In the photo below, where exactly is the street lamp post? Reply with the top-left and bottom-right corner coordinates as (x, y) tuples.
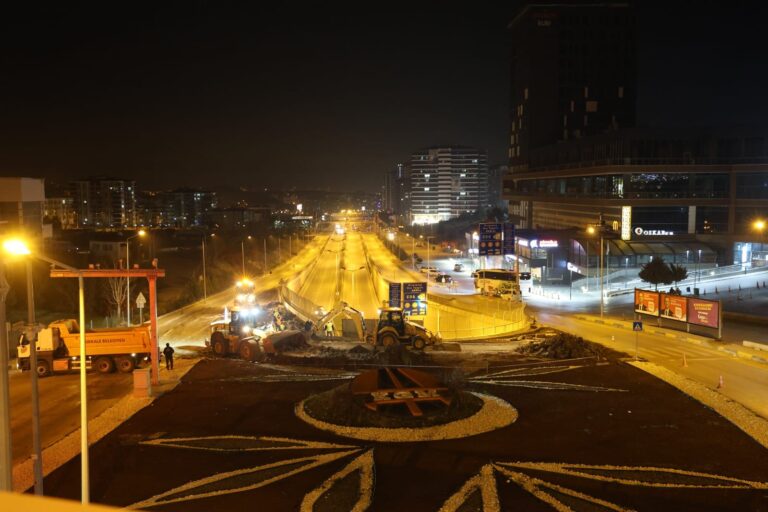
(125, 229), (146, 326)
(696, 249), (702, 289)
(263, 238), (268, 274)
(0, 260), (12, 491)
(201, 235), (207, 302)
(3, 240), (90, 503)
(25, 259), (43, 494)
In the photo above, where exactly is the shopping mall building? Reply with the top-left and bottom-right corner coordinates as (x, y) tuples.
(503, 128), (768, 284)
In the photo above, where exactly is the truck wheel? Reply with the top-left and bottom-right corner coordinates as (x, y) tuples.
(380, 333), (398, 347)
(95, 357), (115, 374)
(211, 332), (228, 356)
(116, 356), (135, 373)
(36, 360), (51, 378)
(412, 337), (426, 350)
(239, 342), (257, 362)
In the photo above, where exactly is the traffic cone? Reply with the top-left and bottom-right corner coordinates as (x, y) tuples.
(717, 375), (724, 389)
(683, 353), (688, 367)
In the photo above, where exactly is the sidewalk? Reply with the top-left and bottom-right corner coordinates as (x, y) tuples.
(573, 313), (768, 366)
(12, 358), (199, 492)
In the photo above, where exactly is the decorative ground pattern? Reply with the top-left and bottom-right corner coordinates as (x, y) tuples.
(40, 358), (768, 511)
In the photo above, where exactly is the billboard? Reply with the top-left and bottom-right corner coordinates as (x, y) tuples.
(388, 282), (401, 307)
(403, 282), (427, 316)
(659, 293), (687, 322)
(503, 223), (516, 255)
(687, 298), (720, 329)
(634, 289), (660, 316)
(478, 223), (503, 256)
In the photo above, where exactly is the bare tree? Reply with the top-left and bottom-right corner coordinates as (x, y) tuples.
(104, 277), (128, 325)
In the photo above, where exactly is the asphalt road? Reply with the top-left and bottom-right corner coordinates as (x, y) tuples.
(532, 309), (768, 420)
(8, 236), (329, 466)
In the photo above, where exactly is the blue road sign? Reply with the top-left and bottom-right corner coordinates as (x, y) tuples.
(388, 282), (401, 307)
(633, 321), (643, 332)
(479, 223), (503, 256)
(403, 282), (427, 315)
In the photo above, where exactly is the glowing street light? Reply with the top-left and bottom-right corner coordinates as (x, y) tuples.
(2, 238), (90, 503)
(126, 229), (147, 326)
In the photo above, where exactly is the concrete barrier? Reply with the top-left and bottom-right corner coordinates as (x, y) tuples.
(744, 340), (768, 352)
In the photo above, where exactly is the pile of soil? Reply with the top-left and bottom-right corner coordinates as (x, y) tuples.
(516, 332), (615, 359)
(303, 382), (484, 429)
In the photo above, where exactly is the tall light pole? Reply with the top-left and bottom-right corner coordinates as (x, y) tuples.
(587, 225), (604, 317)
(0, 258), (11, 491)
(263, 237), (268, 274)
(3, 239), (90, 503)
(201, 235), (208, 302)
(125, 229), (146, 326)
(24, 258), (43, 494)
(696, 249), (702, 289)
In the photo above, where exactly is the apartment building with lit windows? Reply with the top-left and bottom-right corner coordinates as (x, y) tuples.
(409, 146), (488, 225)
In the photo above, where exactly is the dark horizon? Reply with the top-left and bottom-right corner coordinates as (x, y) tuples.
(1, 2), (767, 192)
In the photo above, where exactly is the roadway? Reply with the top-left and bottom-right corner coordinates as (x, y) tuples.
(8, 235), (329, 467)
(338, 232), (379, 319)
(534, 309), (768, 421)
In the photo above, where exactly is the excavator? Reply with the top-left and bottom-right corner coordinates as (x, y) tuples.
(373, 307), (439, 350)
(314, 302), (368, 340)
(314, 302), (438, 350)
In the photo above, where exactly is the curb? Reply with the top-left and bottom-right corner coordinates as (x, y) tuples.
(573, 315), (768, 367)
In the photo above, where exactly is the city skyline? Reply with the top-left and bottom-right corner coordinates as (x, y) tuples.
(2, 3), (768, 191)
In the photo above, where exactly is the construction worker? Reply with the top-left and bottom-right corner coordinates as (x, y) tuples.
(324, 321), (334, 337)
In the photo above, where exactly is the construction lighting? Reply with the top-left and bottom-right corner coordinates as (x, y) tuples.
(242, 325), (252, 334)
(754, 220), (766, 232)
(137, 229), (147, 237)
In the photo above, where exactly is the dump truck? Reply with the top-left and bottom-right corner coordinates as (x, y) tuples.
(373, 307), (439, 350)
(17, 319), (152, 377)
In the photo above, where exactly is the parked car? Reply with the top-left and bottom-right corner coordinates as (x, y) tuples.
(435, 273), (453, 283)
(453, 263), (465, 272)
(419, 265), (438, 274)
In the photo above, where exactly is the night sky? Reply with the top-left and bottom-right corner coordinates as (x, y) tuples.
(1, 2), (767, 193)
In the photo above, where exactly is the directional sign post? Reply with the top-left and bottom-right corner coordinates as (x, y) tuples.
(136, 292), (146, 325)
(632, 321), (642, 361)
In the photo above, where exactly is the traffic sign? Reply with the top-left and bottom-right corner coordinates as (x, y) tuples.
(632, 321), (643, 332)
(388, 282), (401, 307)
(135, 292), (147, 309)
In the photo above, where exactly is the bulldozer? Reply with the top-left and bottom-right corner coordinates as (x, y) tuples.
(208, 306), (265, 362)
(373, 307), (439, 350)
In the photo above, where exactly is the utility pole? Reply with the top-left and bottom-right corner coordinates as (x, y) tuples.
(201, 237), (207, 301)
(263, 238), (268, 274)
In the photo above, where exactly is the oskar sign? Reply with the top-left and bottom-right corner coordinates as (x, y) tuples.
(634, 226), (674, 237)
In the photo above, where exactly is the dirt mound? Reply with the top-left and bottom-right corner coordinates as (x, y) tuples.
(516, 332), (607, 359)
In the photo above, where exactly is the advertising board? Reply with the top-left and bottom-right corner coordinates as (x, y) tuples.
(634, 289), (660, 316)
(659, 293), (687, 322)
(687, 298), (720, 328)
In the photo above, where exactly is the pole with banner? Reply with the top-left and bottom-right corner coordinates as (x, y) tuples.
(136, 292), (146, 325)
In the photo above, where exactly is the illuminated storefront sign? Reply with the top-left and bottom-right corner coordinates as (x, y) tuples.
(621, 206), (632, 240)
(634, 227), (674, 236)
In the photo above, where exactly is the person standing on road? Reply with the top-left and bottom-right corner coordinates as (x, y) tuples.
(163, 343), (175, 370)
(324, 321), (334, 337)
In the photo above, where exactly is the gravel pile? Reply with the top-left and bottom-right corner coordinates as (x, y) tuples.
(630, 361), (768, 450)
(516, 332), (606, 359)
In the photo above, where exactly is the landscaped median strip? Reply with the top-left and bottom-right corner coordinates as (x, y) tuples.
(629, 361), (768, 450)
